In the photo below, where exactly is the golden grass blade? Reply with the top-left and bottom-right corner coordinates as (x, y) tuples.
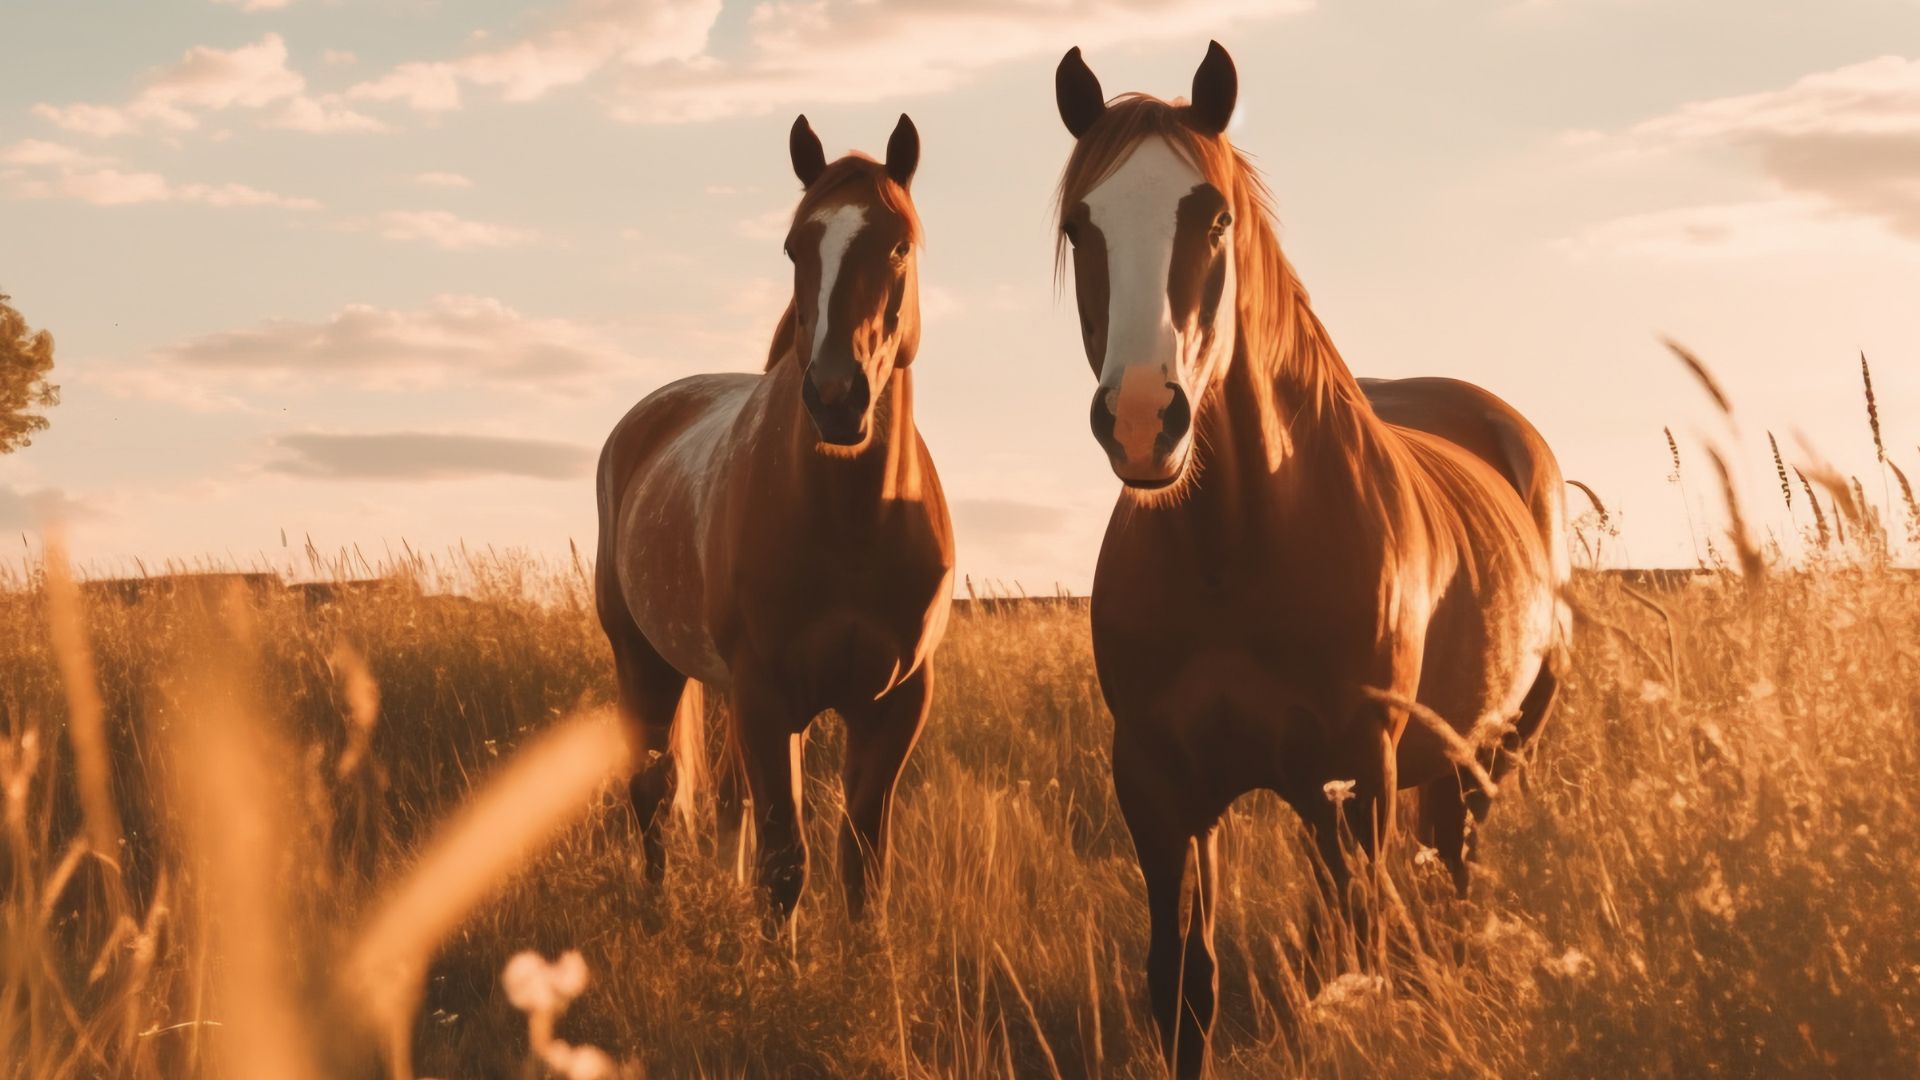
(330, 641), (381, 779)
(992, 942), (1063, 1080)
(1705, 445), (1765, 583)
(168, 609), (322, 1080)
(341, 708), (630, 1072)
(1358, 687), (1498, 797)
(1566, 479), (1609, 527)
(42, 539), (125, 869)
(1663, 339), (1735, 418)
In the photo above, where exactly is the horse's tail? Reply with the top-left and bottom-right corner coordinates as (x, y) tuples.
(669, 679), (708, 827)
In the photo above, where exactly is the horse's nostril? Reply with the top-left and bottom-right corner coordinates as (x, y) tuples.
(1161, 384), (1192, 446)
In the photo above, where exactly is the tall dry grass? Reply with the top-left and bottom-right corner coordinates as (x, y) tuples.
(3, 547), (1917, 1077)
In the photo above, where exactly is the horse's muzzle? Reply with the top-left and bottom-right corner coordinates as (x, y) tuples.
(1090, 380), (1193, 486)
(803, 362), (872, 446)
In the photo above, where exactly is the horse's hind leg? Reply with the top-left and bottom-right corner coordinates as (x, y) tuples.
(1115, 734), (1220, 1080)
(602, 615), (688, 885)
(837, 664), (932, 923)
(1466, 661), (1560, 826)
(1417, 772), (1471, 896)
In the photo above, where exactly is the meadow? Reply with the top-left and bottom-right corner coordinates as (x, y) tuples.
(4, 515), (1919, 1079)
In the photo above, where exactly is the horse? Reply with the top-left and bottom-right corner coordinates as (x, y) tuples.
(594, 113), (954, 928)
(1052, 43), (1570, 1075)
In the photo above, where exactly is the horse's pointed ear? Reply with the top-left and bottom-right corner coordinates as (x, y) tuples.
(885, 113), (919, 188)
(790, 114), (827, 188)
(1055, 46), (1106, 138)
(1188, 40), (1237, 135)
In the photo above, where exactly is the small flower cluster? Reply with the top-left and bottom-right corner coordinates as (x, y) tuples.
(501, 949), (616, 1080)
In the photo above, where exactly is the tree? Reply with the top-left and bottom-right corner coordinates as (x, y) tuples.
(0, 292), (58, 454)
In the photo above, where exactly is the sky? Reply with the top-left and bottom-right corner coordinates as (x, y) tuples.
(1, 0), (1916, 589)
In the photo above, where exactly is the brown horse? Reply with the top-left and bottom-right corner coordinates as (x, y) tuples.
(1053, 43), (1570, 1075)
(595, 114), (954, 927)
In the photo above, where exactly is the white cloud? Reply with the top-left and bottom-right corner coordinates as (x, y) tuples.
(348, 0), (719, 113)
(36, 33), (380, 138)
(1562, 197), (1920, 261)
(2, 141), (320, 208)
(347, 61), (464, 112)
(156, 295), (631, 390)
(1583, 55), (1920, 250)
(606, 0), (1313, 124)
(0, 485), (94, 529)
(266, 95), (387, 134)
(0, 139), (109, 168)
(413, 170), (474, 188)
(379, 209), (542, 250)
(213, 0), (297, 10)
(265, 431), (594, 481)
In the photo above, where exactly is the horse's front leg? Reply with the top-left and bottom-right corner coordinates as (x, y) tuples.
(1115, 725), (1221, 1080)
(836, 663), (932, 923)
(733, 667), (810, 930)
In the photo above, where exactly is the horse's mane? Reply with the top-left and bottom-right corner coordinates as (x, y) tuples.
(1056, 96), (1531, 624)
(766, 155), (921, 372)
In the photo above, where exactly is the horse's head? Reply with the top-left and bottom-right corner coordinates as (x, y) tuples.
(1054, 42), (1244, 491)
(783, 114), (922, 448)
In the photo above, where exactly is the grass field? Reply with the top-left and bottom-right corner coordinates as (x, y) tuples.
(4, 534), (1919, 1077)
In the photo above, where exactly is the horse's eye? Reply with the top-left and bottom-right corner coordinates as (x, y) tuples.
(893, 241), (912, 258)
(1215, 211), (1233, 230)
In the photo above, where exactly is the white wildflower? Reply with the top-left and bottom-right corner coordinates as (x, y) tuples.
(1323, 779), (1356, 805)
(541, 1040), (616, 1080)
(1541, 947), (1595, 980)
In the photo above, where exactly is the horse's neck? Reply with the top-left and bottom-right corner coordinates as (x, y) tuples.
(1196, 271), (1387, 532)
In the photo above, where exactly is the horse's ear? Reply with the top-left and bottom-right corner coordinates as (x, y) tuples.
(1188, 40), (1237, 135)
(1055, 46), (1106, 138)
(885, 113), (919, 188)
(790, 114), (827, 188)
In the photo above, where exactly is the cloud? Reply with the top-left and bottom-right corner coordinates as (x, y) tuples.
(0, 486), (94, 529)
(347, 0), (1303, 126)
(214, 0), (296, 10)
(348, 0), (720, 113)
(155, 294), (632, 390)
(35, 33), (382, 137)
(605, 0), (1313, 124)
(1562, 197), (1920, 261)
(1586, 55), (1920, 250)
(265, 431), (594, 481)
(1, 141), (321, 208)
(379, 209), (542, 250)
(413, 170), (474, 188)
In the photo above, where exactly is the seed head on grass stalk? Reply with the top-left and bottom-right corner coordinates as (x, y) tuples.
(1664, 339), (1735, 420)
(1706, 446), (1765, 585)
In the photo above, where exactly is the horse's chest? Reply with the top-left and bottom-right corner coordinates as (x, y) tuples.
(732, 533), (952, 709)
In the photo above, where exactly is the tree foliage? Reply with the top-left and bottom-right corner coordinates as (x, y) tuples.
(0, 292), (58, 454)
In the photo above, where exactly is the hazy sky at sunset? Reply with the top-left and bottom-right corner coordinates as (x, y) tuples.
(3, 0), (1916, 587)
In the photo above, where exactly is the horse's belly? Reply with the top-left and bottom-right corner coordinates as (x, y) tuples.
(614, 383), (752, 688)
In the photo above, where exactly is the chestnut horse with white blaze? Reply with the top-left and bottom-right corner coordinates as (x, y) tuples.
(1053, 43), (1571, 1075)
(595, 114), (953, 927)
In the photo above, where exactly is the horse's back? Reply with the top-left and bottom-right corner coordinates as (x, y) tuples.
(596, 373), (761, 685)
(1361, 376), (1570, 594)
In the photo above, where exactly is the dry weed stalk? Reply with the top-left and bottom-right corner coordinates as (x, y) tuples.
(341, 708), (629, 1078)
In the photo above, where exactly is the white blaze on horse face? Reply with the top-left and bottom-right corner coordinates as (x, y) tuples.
(1083, 137), (1236, 475)
(809, 202), (868, 361)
